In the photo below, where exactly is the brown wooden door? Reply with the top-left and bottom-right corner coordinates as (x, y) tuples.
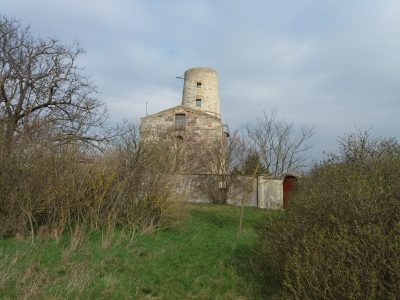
(283, 176), (297, 208)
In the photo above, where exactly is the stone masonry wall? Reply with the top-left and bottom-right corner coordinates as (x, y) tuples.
(141, 106), (224, 145)
(182, 68), (220, 118)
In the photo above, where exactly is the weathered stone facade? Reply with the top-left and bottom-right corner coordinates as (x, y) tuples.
(182, 67), (221, 118)
(140, 67), (227, 174)
(140, 105), (224, 145)
(139, 67), (289, 209)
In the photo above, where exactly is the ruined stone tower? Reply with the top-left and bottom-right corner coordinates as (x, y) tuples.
(140, 67), (228, 173)
(181, 67), (221, 118)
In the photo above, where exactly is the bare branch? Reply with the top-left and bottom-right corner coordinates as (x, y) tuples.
(0, 16), (107, 150)
(243, 108), (313, 176)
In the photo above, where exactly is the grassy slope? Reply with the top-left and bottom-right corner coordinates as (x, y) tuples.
(0, 204), (278, 299)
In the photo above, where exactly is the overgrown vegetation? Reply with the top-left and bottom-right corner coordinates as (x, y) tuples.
(0, 204), (273, 299)
(0, 16), (185, 239)
(255, 132), (400, 299)
(0, 125), (186, 239)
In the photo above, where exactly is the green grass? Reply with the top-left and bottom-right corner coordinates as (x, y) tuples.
(0, 204), (279, 299)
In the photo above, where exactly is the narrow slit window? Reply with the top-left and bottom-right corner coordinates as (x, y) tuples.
(197, 82), (201, 87)
(175, 114), (186, 130)
(196, 99), (202, 107)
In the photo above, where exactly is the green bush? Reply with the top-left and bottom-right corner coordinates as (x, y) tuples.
(255, 133), (400, 299)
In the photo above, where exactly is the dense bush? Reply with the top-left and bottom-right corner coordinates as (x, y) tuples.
(255, 133), (400, 299)
(0, 129), (185, 238)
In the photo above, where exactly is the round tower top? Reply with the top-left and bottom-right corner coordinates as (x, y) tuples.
(185, 67), (217, 74)
(181, 67), (220, 118)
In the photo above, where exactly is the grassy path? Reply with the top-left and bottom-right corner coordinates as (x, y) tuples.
(0, 204), (275, 299)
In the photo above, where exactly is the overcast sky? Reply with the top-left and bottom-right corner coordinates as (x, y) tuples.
(2, 0), (400, 161)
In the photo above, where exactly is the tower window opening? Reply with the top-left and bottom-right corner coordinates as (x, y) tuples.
(196, 99), (202, 107)
(197, 82), (201, 87)
(175, 113), (186, 130)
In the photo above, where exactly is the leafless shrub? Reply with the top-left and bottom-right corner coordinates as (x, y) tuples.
(0, 121), (186, 238)
(243, 108), (313, 176)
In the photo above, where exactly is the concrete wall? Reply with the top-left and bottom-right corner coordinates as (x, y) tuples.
(258, 176), (283, 209)
(175, 174), (284, 209)
(230, 176), (283, 208)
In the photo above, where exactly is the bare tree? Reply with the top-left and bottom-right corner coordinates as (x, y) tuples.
(0, 16), (106, 150)
(234, 109), (313, 232)
(243, 108), (313, 176)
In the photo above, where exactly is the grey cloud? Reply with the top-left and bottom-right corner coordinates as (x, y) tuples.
(1, 0), (399, 161)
